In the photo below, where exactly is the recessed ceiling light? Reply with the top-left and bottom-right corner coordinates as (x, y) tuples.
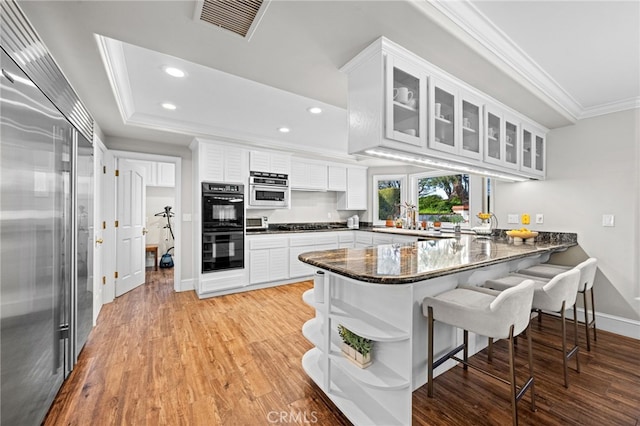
(161, 102), (177, 110)
(163, 66), (185, 78)
(278, 127), (291, 133)
(307, 107), (322, 114)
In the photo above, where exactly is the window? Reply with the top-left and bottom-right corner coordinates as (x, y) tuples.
(372, 175), (406, 226)
(409, 172), (484, 228)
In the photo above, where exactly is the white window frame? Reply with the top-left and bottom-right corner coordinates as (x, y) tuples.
(372, 174), (407, 226)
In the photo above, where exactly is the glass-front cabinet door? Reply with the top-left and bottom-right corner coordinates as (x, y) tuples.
(485, 108), (502, 165)
(429, 79), (456, 154)
(484, 106), (520, 169)
(385, 56), (426, 147)
(521, 124), (546, 176)
(503, 114), (519, 169)
(459, 92), (483, 160)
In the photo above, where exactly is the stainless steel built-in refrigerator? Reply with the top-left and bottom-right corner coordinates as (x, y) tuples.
(0, 47), (94, 425)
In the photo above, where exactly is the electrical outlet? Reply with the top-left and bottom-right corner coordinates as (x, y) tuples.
(507, 214), (519, 224)
(536, 214), (544, 224)
(521, 214), (530, 225)
(602, 214), (615, 227)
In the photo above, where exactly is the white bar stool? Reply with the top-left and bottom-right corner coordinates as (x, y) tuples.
(423, 280), (536, 426)
(484, 269), (581, 388)
(518, 258), (598, 350)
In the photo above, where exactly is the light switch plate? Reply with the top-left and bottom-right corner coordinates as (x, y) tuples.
(521, 214), (530, 225)
(507, 214), (519, 224)
(602, 214), (615, 227)
(536, 214), (544, 224)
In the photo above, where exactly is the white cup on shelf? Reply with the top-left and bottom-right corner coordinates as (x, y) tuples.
(435, 103), (442, 117)
(402, 128), (416, 136)
(393, 87), (414, 104)
(463, 117), (471, 128)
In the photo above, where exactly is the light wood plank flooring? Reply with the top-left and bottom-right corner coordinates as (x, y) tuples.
(45, 269), (640, 425)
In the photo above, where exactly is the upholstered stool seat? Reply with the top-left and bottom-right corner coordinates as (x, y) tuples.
(518, 258), (598, 350)
(484, 268), (581, 387)
(423, 280), (536, 426)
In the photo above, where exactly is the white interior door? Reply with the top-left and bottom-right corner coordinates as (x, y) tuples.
(115, 159), (146, 297)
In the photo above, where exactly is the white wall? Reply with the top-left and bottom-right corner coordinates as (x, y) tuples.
(249, 191), (355, 223)
(495, 109), (640, 322)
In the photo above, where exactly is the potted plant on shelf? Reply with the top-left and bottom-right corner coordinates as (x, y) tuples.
(448, 214), (464, 234)
(338, 325), (373, 368)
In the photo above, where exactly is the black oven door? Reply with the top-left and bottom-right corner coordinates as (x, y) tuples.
(202, 231), (244, 273)
(202, 193), (244, 232)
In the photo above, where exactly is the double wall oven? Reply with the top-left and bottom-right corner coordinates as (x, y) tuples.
(201, 182), (244, 273)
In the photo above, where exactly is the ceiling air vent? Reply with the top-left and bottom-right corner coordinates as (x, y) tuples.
(194, 0), (271, 40)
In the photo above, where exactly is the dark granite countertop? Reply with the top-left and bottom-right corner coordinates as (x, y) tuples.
(298, 235), (577, 284)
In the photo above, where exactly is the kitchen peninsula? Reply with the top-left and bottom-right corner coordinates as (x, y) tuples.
(298, 234), (576, 425)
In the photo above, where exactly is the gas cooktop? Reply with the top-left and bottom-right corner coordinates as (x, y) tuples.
(276, 223), (347, 231)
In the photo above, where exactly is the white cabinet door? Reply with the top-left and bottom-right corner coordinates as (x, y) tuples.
(338, 167), (367, 210)
(250, 150), (291, 175)
(156, 162), (175, 187)
(290, 161), (309, 189)
(249, 150), (271, 173)
(372, 234), (393, 245)
(327, 165), (347, 191)
(355, 231), (373, 248)
(289, 245), (315, 278)
(429, 78), (457, 155)
(308, 163), (327, 190)
(385, 55), (427, 147)
(249, 249), (270, 284)
(270, 153), (291, 175)
(269, 247), (289, 281)
(224, 147), (247, 184)
(520, 124), (546, 177)
(201, 143), (225, 182)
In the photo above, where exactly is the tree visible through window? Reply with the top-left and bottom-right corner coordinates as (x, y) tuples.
(377, 179), (402, 221)
(417, 174), (469, 223)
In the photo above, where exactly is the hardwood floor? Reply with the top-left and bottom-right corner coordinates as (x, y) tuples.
(45, 269), (640, 425)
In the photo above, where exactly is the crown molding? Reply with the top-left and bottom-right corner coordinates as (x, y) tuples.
(428, 0), (583, 122)
(95, 35), (135, 122)
(579, 96), (640, 120)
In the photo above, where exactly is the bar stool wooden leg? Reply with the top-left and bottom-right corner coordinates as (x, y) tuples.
(591, 288), (597, 342)
(508, 326), (518, 426)
(488, 338), (494, 362)
(526, 326), (536, 412)
(463, 330), (469, 370)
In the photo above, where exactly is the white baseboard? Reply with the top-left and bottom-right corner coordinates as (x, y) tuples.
(570, 307), (640, 340)
(179, 278), (194, 292)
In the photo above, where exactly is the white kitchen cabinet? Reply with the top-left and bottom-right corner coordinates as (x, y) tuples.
(327, 165), (347, 191)
(125, 159), (175, 187)
(289, 232), (339, 278)
(342, 37), (547, 179)
(428, 80), (484, 162)
(248, 236), (289, 284)
(484, 106), (520, 170)
(337, 167), (367, 210)
(291, 159), (328, 191)
(197, 140), (247, 184)
(250, 150), (291, 175)
(355, 231), (374, 248)
(372, 233), (393, 245)
(391, 235), (418, 244)
(338, 231), (355, 248)
(520, 123), (546, 177)
(385, 55), (427, 147)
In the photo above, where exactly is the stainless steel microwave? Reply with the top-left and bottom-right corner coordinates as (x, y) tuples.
(246, 216), (268, 230)
(248, 171), (289, 208)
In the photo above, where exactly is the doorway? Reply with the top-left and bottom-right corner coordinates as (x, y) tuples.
(105, 151), (181, 302)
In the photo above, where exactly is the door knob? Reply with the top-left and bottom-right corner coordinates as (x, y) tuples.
(96, 238), (103, 244)
(142, 228), (148, 235)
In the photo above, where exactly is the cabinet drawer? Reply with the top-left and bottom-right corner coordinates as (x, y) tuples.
(248, 237), (288, 250)
(338, 232), (355, 243)
(289, 235), (317, 247)
(314, 234), (339, 246)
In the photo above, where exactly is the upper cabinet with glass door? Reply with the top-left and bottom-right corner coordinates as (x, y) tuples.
(484, 106), (520, 170)
(428, 81), (483, 161)
(521, 124), (546, 176)
(385, 56), (426, 147)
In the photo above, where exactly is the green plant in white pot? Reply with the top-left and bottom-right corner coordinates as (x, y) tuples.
(338, 325), (373, 368)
